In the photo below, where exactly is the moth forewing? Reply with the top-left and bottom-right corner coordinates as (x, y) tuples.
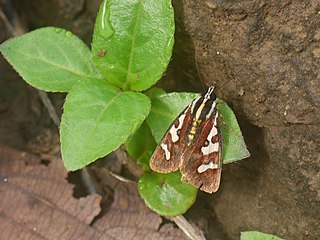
(149, 103), (194, 173)
(180, 111), (222, 193)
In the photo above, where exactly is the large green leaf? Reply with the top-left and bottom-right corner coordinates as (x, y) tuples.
(0, 27), (101, 92)
(146, 92), (250, 163)
(138, 171), (198, 216)
(60, 78), (151, 171)
(92, 0), (175, 91)
(241, 231), (283, 240)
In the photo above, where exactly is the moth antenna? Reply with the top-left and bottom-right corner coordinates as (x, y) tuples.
(219, 115), (242, 139)
(193, 39), (206, 92)
(217, 78), (233, 90)
(193, 39), (244, 110)
(193, 39), (238, 92)
(215, 56), (240, 91)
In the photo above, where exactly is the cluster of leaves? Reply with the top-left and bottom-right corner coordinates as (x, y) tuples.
(0, 0), (249, 216)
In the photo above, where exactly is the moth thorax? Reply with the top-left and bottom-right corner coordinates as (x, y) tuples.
(194, 98), (216, 121)
(187, 118), (201, 145)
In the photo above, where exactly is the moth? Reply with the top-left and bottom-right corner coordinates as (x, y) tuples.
(150, 86), (222, 193)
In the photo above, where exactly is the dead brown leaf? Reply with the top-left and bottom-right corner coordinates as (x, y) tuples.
(0, 145), (189, 240)
(0, 145), (104, 240)
(92, 168), (189, 240)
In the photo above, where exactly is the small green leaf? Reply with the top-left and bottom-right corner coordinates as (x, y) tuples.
(216, 99), (250, 163)
(0, 27), (101, 92)
(92, 0), (175, 91)
(138, 171), (198, 216)
(124, 121), (156, 170)
(146, 92), (198, 143)
(241, 231), (283, 240)
(60, 78), (150, 171)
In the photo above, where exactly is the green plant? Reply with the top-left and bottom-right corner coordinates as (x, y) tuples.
(241, 231), (283, 240)
(0, 0), (249, 216)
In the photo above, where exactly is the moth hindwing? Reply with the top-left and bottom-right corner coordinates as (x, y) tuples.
(149, 86), (222, 193)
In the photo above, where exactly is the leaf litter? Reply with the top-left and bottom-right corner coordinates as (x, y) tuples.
(0, 145), (189, 239)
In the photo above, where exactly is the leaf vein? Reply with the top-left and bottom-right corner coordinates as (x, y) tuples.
(123, 1), (143, 89)
(10, 48), (100, 80)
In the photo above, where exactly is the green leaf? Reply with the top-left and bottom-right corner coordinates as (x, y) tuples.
(216, 99), (250, 163)
(144, 87), (166, 99)
(92, 0), (175, 91)
(146, 92), (250, 163)
(60, 78), (151, 171)
(124, 121), (156, 170)
(0, 27), (101, 92)
(241, 231), (283, 240)
(138, 171), (198, 216)
(146, 92), (198, 143)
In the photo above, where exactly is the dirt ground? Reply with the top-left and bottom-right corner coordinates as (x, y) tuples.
(0, 0), (319, 239)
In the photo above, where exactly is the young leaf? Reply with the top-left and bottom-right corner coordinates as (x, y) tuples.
(0, 27), (101, 92)
(138, 171), (198, 216)
(146, 92), (198, 143)
(216, 99), (250, 163)
(124, 121), (156, 170)
(60, 78), (151, 171)
(146, 92), (250, 163)
(92, 0), (175, 91)
(241, 231), (283, 240)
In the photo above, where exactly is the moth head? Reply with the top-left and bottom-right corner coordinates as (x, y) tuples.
(204, 86), (216, 100)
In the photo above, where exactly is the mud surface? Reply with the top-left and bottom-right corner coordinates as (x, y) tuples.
(1, 0), (319, 239)
(176, 1), (320, 239)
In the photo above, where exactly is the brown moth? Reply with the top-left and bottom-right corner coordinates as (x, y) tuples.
(150, 86), (222, 193)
